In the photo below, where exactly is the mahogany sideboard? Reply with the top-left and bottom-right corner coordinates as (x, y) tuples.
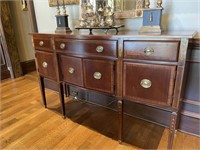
(31, 31), (196, 149)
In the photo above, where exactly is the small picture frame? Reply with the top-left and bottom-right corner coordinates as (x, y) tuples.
(21, 0), (28, 11)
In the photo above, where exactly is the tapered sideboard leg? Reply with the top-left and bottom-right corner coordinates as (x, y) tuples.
(64, 83), (69, 97)
(58, 82), (66, 118)
(118, 100), (123, 143)
(39, 76), (47, 108)
(168, 112), (177, 149)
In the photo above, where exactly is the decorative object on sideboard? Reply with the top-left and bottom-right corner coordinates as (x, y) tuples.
(48, 0), (79, 7)
(55, 0), (72, 33)
(20, 0), (28, 11)
(140, 0), (163, 33)
(76, 2), (124, 34)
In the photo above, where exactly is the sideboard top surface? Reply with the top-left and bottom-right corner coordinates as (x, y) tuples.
(31, 30), (197, 39)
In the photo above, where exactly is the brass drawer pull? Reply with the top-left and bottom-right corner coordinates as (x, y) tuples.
(68, 67), (75, 74)
(96, 46), (104, 53)
(39, 41), (44, 46)
(60, 43), (65, 49)
(42, 62), (48, 68)
(93, 72), (102, 80)
(144, 47), (154, 55)
(140, 79), (152, 88)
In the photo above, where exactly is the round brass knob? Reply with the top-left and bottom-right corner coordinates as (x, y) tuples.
(96, 46), (104, 53)
(60, 43), (65, 49)
(144, 47), (154, 55)
(68, 67), (75, 74)
(93, 72), (102, 80)
(42, 62), (48, 68)
(140, 79), (152, 88)
(39, 41), (44, 46)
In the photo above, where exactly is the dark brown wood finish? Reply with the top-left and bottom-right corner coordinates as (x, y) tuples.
(124, 41), (180, 61)
(83, 59), (115, 94)
(123, 62), (176, 107)
(31, 31), (196, 149)
(54, 39), (117, 57)
(59, 55), (83, 86)
(35, 51), (57, 81)
(33, 37), (52, 51)
(20, 59), (36, 75)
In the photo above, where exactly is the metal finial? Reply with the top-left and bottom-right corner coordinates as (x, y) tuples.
(157, 0), (163, 8)
(145, 0), (150, 9)
(62, 0), (66, 15)
(56, 0), (60, 15)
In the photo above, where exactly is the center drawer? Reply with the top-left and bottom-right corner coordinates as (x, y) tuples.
(55, 39), (117, 57)
(83, 59), (115, 94)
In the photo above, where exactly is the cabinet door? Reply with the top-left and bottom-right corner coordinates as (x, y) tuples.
(123, 62), (176, 106)
(35, 51), (57, 80)
(83, 59), (115, 94)
(60, 55), (83, 86)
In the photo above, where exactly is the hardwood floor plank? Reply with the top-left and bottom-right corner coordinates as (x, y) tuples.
(0, 72), (200, 150)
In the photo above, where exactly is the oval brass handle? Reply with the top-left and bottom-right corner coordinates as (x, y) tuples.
(60, 43), (65, 49)
(140, 79), (152, 88)
(144, 47), (154, 55)
(96, 46), (104, 53)
(93, 72), (102, 80)
(39, 41), (44, 46)
(42, 62), (48, 68)
(68, 67), (75, 74)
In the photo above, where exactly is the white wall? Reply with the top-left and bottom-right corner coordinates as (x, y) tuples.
(33, 0), (80, 32)
(34, 0), (200, 37)
(9, 1), (35, 62)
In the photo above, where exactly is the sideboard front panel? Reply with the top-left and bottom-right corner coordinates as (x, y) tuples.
(123, 62), (176, 106)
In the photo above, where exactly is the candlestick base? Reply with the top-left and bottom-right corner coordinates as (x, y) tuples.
(55, 27), (72, 33)
(55, 15), (71, 33)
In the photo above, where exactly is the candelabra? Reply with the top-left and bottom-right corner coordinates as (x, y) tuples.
(55, 0), (71, 33)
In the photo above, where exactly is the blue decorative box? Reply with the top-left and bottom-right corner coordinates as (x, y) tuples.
(140, 8), (163, 33)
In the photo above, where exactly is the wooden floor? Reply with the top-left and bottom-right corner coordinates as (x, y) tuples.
(0, 71), (200, 150)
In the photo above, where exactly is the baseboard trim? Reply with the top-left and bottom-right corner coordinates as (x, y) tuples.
(1, 69), (10, 80)
(21, 59), (36, 75)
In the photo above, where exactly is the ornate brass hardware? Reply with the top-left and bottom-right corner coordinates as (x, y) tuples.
(68, 67), (75, 74)
(96, 46), (104, 53)
(140, 79), (152, 88)
(42, 62), (48, 68)
(144, 47), (154, 55)
(93, 72), (102, 80)
(39, 41), (44, 46)
(60, 43), (65, 49)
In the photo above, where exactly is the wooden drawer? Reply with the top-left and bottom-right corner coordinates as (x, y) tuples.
(35, 51), (57, 80)
(124, 41), (179, 61)
(83, 59), (115, 94)
(55, 39), (117, 57)
(123, 62), (176, 106)
(33, 37), (52, 51)
(60, 55), (83, 86)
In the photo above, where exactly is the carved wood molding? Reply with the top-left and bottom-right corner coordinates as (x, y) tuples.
(0, 1), (22, 78)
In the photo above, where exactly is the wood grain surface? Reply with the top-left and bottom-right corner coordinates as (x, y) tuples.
(1, 71), (200, 149)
